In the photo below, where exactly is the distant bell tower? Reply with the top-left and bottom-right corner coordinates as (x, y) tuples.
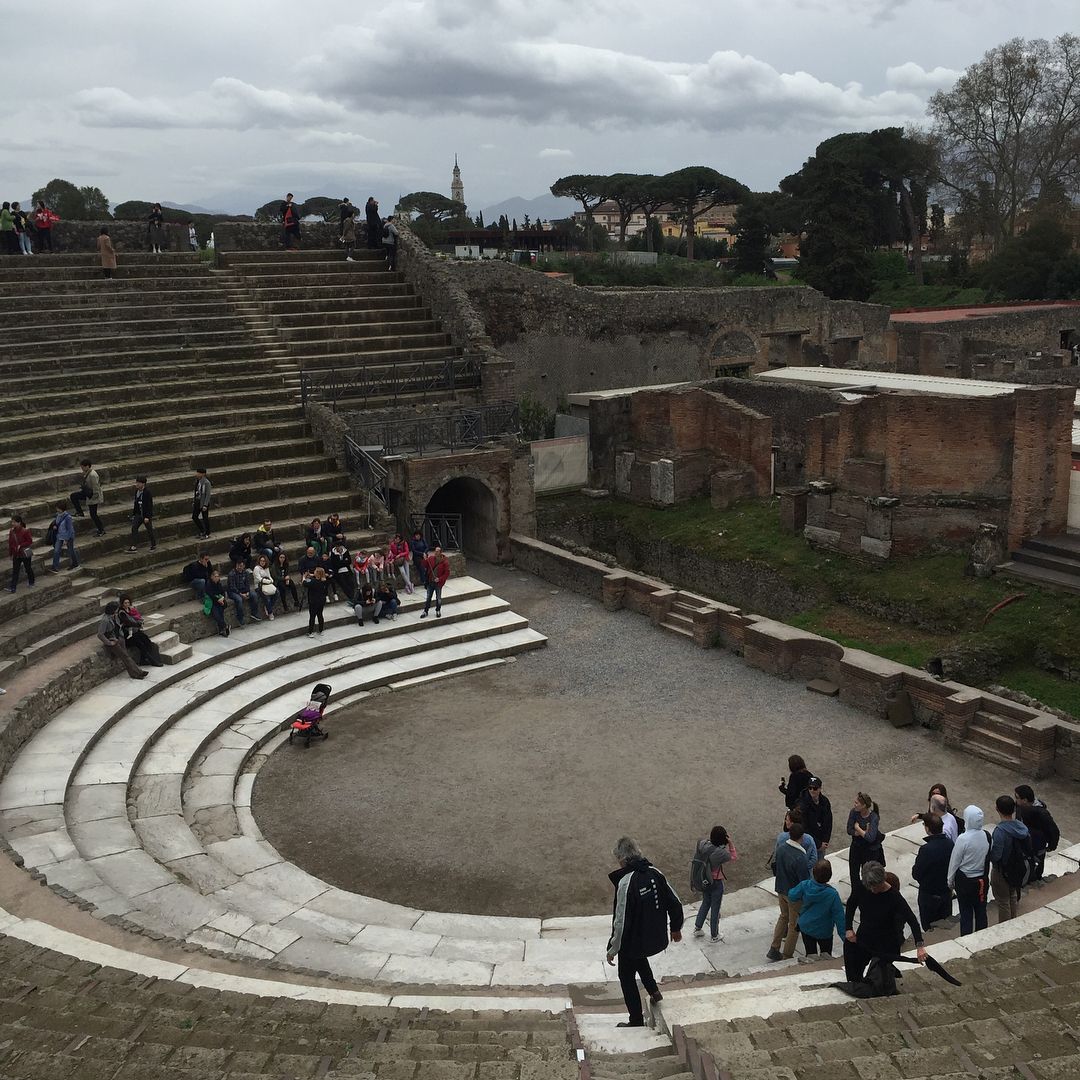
(451, 155), (465, 205)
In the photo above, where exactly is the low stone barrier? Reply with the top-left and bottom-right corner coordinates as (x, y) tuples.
(510, 533), (1080, 779)
(212, 221), (346, 250)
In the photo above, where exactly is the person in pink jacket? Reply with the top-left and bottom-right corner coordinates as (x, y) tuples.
(387, 533), (414, 593)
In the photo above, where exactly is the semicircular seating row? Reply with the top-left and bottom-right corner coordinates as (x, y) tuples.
(3, 574), (1078, 991)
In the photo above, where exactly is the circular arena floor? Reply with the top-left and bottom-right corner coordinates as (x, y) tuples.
(253, 564), (1080, 919)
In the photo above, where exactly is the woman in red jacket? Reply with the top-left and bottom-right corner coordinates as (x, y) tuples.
(420, 546), (450, 618)
(8, 515), (34, 592)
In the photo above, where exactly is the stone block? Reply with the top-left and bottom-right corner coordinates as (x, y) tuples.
(710, 468), (752, 510)
(804, 525), (842, 552)
(614, 451), (634, 496)
(650, 458), (676, 505)
(842, 457), (885, 496)
(859, 535), (892, 559)
(778, 488), (808, 533)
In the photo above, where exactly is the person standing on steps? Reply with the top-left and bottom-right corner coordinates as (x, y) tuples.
(70, 459), (105, 537)
(846, 791), (884, 894)
(305, 566), (330, 636)
(1014, 784), (1060, 883)
(97, 601), (148, 679)
(48, 502), (79, 573)
(340, 207), (356, 262)
(11, 203), (31, 255)
(192, 466), (211, 540)
(606, 836), (684, 1029)
(188, 221), (198, 251)
(32, 202), (58, 252)
(365, 196), (381, 248)
(410, 527), (429, 586)
(281, 192), (301, 249)
(946, 805), (990, 936)
(127, 476), (156, 553)
(843, 861), (925, 991)
(420, 546), (450, 618)
(990, 794), (1031, 925)
(8, 515), (34, 593)
(97, 227), (116, 279)
(766, 821), (811, 962)
(388, 532), (414, 594)
(692, 825), (733, 943)
(789, 859), (845, 957)
(0, 203), (15, 254)
(911, 813), (954, 932)
(382, 216), (398, 270)
(147, 203), (164, 253)
(798, 776), (833, 855)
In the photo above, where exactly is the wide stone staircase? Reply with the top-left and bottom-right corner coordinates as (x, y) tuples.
(0, 249), (398, 686)
(216, 248), (482, 410)
(0, 931), (578, 1079)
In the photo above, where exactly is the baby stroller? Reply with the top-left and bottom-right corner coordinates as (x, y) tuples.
(289, 683), (331, 747)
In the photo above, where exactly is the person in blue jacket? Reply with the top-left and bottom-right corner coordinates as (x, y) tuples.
(789, 859), (845, 956)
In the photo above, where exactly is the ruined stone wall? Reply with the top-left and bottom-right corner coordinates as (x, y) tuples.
(589, 386), (772, 501)
(892, 305), (1080, 376)
(44, 220), (194, 253)
(211, 221), (344, 250)
(802, 385), (1073, 555)
(449, 260), (890, 408)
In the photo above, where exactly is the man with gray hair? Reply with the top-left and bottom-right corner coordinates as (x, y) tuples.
(843, 861), (924, 990)
(606, 837), (684, 1028)
(929, 794), (958, 843)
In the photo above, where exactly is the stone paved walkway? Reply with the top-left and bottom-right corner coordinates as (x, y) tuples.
(254, 563), (1080, 918)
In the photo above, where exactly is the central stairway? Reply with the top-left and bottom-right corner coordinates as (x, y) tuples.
(217, 248), (482, 410)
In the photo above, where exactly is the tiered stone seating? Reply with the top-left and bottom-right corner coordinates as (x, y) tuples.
(0, 249), (385, 682)
(0, 578), (552, 984)
(0, 933), (577, 1079)
(217, 249), (481, 407)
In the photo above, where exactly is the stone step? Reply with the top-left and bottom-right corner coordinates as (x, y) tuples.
(966, 716), (1023, 753)
(1024, 531), (1080, 559)
(273, 304), (432, 327)
(659, 619), (694, 639)
(0, 399), (304, 449)
(232, 263), (397, 280)
(972, 709), (1025, 741)
(1012, 546), (1080, 578)
(0, 592), (105, 660)
(0, 425), (313, 487)
(959, 736), (1023, 770)
(0, 265), (212, 286)
(996, 559), (1080, 595)
(150, 631), (192, 664)
(243, 281), (416, 302)
(278, 318), (445, 341)
(0, 276), (224, 302)
(223, 248), (386, 264)
(0, 251), (202, 266)
(266, 295), (425, 317)
(0, 339), (271, 377)
(0, 298), (237, 327)
(0, 311), (250, 345)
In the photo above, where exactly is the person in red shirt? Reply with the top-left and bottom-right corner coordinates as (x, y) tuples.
(420, 546), (450, 618)
(8, 515), (34, 592)
(32, 202), (59, 252)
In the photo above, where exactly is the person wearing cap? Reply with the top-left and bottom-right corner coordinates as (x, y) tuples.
(127, 476), (155, 552)
(798, 777), (833, 856)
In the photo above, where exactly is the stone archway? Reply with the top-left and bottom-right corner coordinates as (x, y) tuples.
(425, 476), (500, 562)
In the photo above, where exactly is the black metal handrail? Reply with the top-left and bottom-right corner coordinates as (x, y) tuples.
(347, 401), (521, 458)
(410, 513), (463, 552)
(300, 353), (481, 412)
(344, 435), (390, 510)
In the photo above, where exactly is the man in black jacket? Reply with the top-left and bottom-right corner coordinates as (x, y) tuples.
(127, 476), (156, 552)
(798, 776), (833, 855)
(1014, 785), (1060, 882)
(911, 813), (954, 931)
(606, 837), (683, 1028)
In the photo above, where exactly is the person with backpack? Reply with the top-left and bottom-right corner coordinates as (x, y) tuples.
(766, 821), (811, 962)
(946, 805), (991, 936)
(606, 837), (683, 1028)
(911, 813), (954, 932)
(789, 859), (845, 956)
(1014, 785), (1060, 883)
(990, 794), (1031, 924)
(690, 826), (733, 943)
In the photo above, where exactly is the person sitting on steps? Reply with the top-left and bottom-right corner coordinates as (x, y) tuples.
(97, 601), (148, 679)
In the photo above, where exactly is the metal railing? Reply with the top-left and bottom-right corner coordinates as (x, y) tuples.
(347, 401), (521, 458)
(344, 435), (390, 511)
(300, 353), (481, 412)
(410, 513), (463, 552)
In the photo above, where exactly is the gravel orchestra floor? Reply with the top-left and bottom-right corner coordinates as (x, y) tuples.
(252, 563), (1080, 919)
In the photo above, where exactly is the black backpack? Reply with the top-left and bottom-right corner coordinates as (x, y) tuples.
(1000, 830), (1036, 895)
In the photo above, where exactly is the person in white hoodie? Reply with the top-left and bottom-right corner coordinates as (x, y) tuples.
(946, 805), (990, 936)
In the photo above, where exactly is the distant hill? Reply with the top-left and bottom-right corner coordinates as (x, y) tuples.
(162, 201), (232, 216)
(479, 193), (569, 225)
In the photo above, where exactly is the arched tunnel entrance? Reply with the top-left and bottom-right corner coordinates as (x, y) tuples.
(425, 476), (499, 562)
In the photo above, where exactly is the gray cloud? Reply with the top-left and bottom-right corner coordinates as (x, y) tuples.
(73, 77), (346, 130)
(885, 62), (962, 94)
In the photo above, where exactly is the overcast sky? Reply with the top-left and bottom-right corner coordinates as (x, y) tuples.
(0, 0), (1074, 216)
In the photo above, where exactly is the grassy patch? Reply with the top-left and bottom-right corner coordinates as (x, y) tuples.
(542, 494), (1080, 711)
